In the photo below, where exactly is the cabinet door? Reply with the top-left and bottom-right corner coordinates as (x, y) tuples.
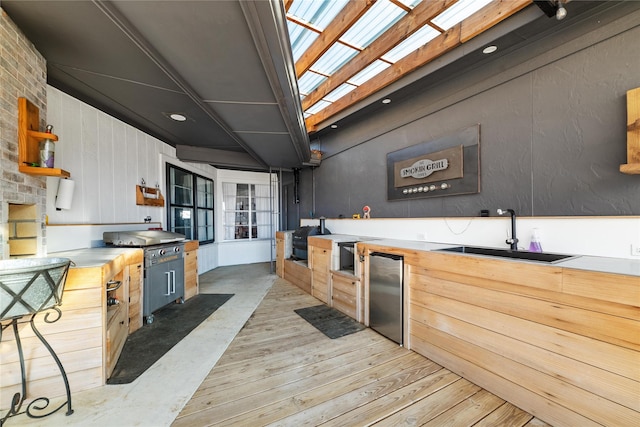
(276, 238), (284, 277)
(144, 259), (184, 318)
(331, 273), (360, 320)
(106, 267), (129, 378)
(311, 246), (331, 303)
(184, 250), (198, 300)
(128, 263), (143, 333)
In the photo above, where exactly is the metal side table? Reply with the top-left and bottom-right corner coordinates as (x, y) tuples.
(0, 258), (73, 426)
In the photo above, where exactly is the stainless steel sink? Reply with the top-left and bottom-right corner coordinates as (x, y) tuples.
(436, 246), (574, 263)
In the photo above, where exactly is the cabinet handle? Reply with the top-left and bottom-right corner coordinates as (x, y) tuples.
(164, 272), (171, 296)
(170, 270), (176, 294)
(106, 280), (122, 292)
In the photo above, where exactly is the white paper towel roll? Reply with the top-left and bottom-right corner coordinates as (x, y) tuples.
(55, 178), (75, 210)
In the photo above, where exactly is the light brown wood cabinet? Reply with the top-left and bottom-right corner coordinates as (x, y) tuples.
(330, 271), (361, 321)
(276, 235), (285, 278)
(105, 266), (129, 378)
(283, 258), (311, 293)
(403, 250), (639, 427)
(128, 262), (143, 333)
(308, 237), (332, 304)
(0, 249), (143, 409)
(184, 240), (199, 301)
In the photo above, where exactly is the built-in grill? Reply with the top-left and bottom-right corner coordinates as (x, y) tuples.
(103, 230), (186, 324)
(292, 218), (331, 260)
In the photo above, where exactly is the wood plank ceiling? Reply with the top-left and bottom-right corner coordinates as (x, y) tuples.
(284, 0), (533, 133)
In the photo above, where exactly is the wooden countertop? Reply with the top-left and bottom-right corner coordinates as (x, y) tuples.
(49, 247), (143, 268)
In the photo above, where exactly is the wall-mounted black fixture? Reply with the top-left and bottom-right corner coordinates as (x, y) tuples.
(534, 0), (567, 20)
(293, 168), (300, 204)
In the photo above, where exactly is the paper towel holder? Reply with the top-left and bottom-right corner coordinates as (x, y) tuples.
(55, 178), (75, 210)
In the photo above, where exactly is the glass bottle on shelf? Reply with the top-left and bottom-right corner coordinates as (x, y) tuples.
(39, 125), (55, 168)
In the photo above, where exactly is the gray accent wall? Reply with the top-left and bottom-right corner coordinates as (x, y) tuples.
(294, 3), (640, 221)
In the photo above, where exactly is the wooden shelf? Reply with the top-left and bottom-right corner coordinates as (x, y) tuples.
(135, 185), (165, 206)
(18, 97), (71, 178)
(619, 163), (640, 174)
(27, 130), (58, 142)
(19, 165), (71, 177)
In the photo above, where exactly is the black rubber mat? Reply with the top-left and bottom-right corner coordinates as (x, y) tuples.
(107, 293), (234, 384)
(294, 304), (365, 339)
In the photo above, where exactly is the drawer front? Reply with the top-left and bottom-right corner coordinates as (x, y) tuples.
(106, 305), (128, 377)
(332, 277), (356, 298)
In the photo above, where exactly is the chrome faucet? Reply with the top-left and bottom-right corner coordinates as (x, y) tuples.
(497, 209), (518, 250)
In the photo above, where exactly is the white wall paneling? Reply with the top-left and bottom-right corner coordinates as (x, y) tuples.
(46, 85), (278, 269)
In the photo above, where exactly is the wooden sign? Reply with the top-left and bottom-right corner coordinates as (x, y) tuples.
(386, 125), (480, 201)
(393, 145), (463, 188)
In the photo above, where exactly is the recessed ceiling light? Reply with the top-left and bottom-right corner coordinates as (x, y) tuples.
(330, 124), (338, 129)
(382, 98), (391, 104)
(169, 113), (187, 122)
(482, 45), (498, 54)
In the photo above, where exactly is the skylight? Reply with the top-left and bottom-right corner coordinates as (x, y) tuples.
(381, 25), (440, 63)
(288, 0), (348, 29)
(287, 22), (319, 62)
(431, 0), (494, 30)
(348, 60), (391, 86)
(339, 0), (407, 50)
(323, 83), (356, 103)
(310, 43), (359, 76)
(305, 99), (332, 115)
(297, 71), (327, 96)
(285, 0), (528, 130)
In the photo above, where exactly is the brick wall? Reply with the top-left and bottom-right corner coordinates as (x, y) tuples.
(0, 7), (48, 259)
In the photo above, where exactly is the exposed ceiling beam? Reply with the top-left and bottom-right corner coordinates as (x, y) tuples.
(460, 0), (531, 43)
(294, 0), (377, 78)
(176, 145), (266, 170)
(240, 0), (311, 164)
(301, 0), (457, 111)
(305, 0), (532, 131)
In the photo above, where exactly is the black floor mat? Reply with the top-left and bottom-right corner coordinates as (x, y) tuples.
(294, 305), (365, 339)
(107, 293), (234, 384)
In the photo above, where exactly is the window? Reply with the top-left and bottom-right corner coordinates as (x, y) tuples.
(222, 182), (276, 241)
(167, 165), (214, 243)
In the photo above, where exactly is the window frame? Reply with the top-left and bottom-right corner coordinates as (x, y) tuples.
(166, 164), (214, 244)
(222, 181), (277, 242)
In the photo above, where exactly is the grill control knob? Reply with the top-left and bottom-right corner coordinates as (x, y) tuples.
(174, 247), (180, 252)
(159, 249), (166, 255)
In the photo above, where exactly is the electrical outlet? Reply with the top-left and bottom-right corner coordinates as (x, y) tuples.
(631, 244), (640, 256)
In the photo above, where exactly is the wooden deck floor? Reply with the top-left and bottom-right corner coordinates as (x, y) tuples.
(174, 277), (551, 427)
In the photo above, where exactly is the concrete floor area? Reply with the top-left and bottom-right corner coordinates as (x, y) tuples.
(13, 263), (276, 427)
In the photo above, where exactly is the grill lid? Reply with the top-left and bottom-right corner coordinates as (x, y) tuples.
(103, 230), (186, 247)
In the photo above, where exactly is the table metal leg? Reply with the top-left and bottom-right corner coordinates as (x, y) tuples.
(0, 307), (73, 426)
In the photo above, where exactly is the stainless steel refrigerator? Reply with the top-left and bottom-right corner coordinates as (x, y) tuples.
(369, 252), (403, 345)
